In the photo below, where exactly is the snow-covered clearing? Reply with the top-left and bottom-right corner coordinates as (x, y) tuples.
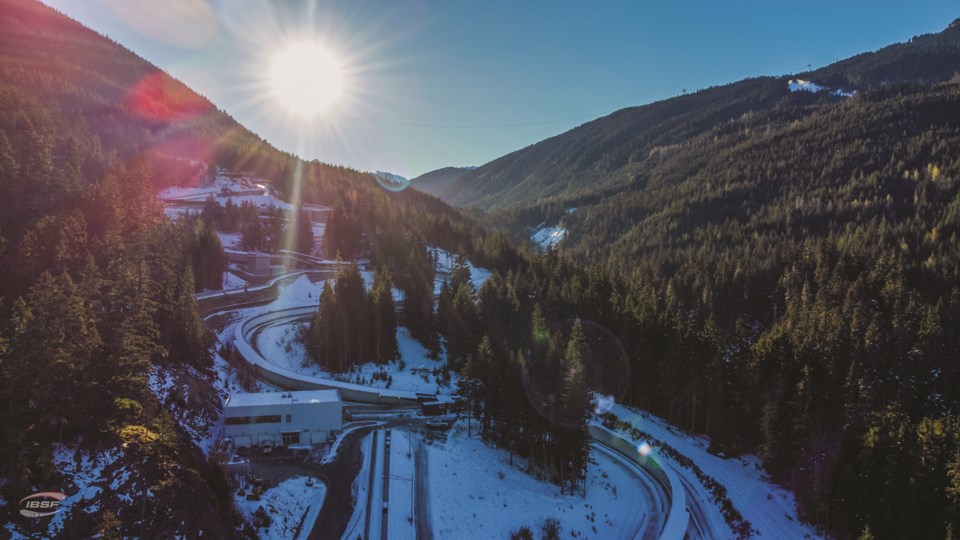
(608, 403), (822, 539)
(217, 231), (242, 250)
(256, 319), (457, 396)
(431, 247), (492, 293)
(427, 421), (655, 539)
(531, 224), (568, 249)
(788, 79), (855, 98)
(235, 475), (326, 540)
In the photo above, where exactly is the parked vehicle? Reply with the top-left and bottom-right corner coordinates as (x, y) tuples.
(426, 419), (449, 430)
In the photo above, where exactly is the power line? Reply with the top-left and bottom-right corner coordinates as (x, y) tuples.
(353, 113), (604, 129)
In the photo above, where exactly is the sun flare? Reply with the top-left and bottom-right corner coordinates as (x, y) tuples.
(269, 41), (345, 117)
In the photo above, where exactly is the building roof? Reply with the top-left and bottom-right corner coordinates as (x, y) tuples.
(225, 390), (341, 409)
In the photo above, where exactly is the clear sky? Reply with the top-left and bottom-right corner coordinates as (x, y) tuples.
(43, 0), (958, 178)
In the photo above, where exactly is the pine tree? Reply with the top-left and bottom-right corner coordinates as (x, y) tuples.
(370, 267), (398, 363)
(294, 205), (314, 254)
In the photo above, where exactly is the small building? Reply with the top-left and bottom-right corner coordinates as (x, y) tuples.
(224, 390), (342, 449)
(420, 400), (451, 417)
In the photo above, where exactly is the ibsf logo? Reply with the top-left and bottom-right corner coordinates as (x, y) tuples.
(19, 492), (66, 518)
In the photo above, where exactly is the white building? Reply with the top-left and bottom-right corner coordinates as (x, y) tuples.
(224, 390), (342, 449)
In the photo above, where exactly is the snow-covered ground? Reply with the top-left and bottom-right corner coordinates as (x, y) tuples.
(160, 174), (293, 218)
(427, 421), (656, 539)
(235, 475), (326, 540)
(531, 224), (568, 249)
(431, 248), (492, 293)
(387, 430), (416, 540)
(256, 319), (457, 396)
(608, 403), (822, 539)
(46, 445), (126, 536)
(223, 271), (247, 289)
(217, 231), (242, 250)
(788, 79), (855, 98)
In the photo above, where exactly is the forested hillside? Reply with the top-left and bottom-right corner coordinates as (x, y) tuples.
(410, 166), (475, 197)
(3, 0), (960, 538)
(426, 21), (960, 540)
(375, 17), (960, 540)
(438, 20), (960, 212)
(0, 0), (481, 536)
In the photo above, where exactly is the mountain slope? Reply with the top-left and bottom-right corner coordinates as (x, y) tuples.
(411, 166), (475, 197)
(0, 1), (480, 537)
(440, 20), (960, 211)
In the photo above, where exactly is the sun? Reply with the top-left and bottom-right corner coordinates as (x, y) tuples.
(269, 41), (345, 117)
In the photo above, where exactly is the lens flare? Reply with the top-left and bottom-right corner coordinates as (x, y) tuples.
(593, 394), (616, 416)
(638, 442), (651, 457)
(373, 171), (410, 193)
(522, 319), (630, 428)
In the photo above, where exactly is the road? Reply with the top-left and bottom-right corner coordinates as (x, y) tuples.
(308, 426), (379, 540)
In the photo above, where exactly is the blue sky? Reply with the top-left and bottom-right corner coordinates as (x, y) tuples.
(44, 0), (958, 178)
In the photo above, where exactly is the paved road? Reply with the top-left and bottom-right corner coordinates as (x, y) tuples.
(308, 425), (379, 540)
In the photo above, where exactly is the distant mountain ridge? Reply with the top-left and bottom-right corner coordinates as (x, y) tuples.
(436, 20), (960, 212)
(410, 166), (476, 197)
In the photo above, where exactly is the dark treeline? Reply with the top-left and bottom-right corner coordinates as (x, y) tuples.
(304, 263), (398, 371)
(199, 195), (314, 255)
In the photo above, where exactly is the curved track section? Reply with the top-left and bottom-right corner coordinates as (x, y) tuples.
(234, 306), (419, 405)
(204, 274), (701, 538)
(590, 425), (689, 539)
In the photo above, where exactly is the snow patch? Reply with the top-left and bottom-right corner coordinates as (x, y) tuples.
(788, 79), (855, 98)
(431, 248), (493, 292)
(531, 225), (568, 249)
